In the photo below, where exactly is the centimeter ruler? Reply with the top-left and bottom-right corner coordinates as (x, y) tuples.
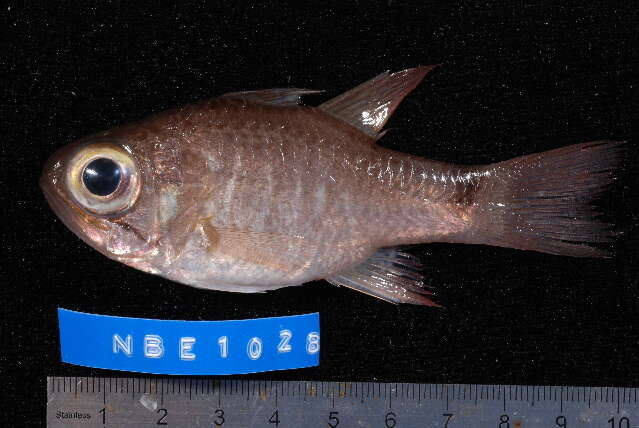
(47, 377), (638, 427)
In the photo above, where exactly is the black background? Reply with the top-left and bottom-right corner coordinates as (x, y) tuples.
(4, 1), (638, 422)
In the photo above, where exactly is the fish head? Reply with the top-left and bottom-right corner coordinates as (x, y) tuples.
(40, 128), (164, 273)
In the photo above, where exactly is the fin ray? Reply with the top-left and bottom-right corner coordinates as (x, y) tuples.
(327, 247), (440, 306)
(474, 141), (626, 257)
(221, 88), (323, 106)
(318, 66), (437, 137)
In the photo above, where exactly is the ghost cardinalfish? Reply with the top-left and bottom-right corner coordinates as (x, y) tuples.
(41, 66), (625, 306)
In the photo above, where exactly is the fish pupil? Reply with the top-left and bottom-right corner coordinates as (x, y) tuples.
(82, 158), (121, 196)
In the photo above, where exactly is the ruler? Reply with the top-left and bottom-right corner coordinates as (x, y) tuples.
(47, 377), (637, 427)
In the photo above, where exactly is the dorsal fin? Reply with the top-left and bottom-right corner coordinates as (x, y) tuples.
(221, 88), (323, 106)
(318, 66), (437, 138)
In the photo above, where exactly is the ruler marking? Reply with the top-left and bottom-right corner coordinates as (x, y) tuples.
(617, 388), (620, 414)
(331, 383), (335, 408)
(502, 386), (506, 412)
(531, 386), (535, 407)
(47, 378), (639, 426)
(446, 385), (449, 411)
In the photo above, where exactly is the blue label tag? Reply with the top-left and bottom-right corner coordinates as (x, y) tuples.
(58, 308), (320, 375)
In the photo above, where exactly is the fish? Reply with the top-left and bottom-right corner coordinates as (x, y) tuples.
(40, 66), (625, 306)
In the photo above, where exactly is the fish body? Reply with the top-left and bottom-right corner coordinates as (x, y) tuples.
(41, 67), (624, 305)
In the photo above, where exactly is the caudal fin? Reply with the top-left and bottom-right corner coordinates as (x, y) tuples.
(476, 141), (626, 257)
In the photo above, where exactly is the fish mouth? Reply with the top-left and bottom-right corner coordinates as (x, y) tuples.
(40, 172), (110, 255)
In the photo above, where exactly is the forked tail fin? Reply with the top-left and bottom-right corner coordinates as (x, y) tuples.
(473, 141), (626, 257)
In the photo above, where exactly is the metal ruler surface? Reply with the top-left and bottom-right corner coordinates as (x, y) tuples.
(47, 377), (638, 427)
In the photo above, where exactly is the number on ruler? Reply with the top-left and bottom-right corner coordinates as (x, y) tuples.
(156, 408), (168, 425)
(608, 417), (631, 428)
(385, 411), (397, 428)
(328, 410), (339, 427)
(269, 409), (280, 426)
(443, 413), (454, 428)
(555, 415), (566, 427)
(99, 407), (105, 425)
(214, 409), (225, 426)
(499, 414), (510, 428)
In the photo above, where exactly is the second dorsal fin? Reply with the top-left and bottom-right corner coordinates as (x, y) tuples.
(318, 66), (437, 138)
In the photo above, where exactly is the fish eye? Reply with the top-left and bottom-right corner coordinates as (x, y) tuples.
(82, 158), (122, 196)
(66, 143), (141, 216)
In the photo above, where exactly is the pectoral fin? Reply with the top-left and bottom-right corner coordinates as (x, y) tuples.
(199, 223), (317, 273)
(327, 247), (440, 306)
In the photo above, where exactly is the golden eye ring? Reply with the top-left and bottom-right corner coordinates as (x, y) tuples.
(66, 143), (141, 216)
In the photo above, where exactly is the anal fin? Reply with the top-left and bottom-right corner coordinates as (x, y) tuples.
(327, 247), (440, 306)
